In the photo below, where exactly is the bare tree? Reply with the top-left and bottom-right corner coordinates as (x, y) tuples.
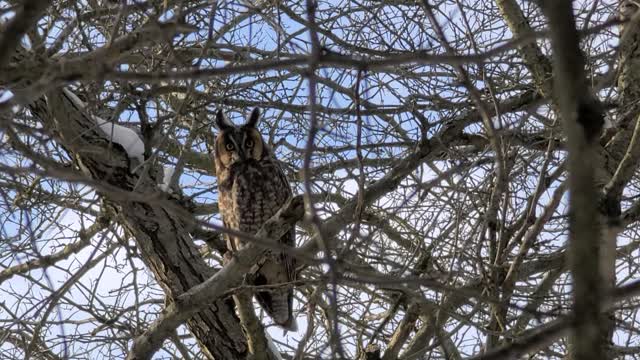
(1, 1), (640, 359)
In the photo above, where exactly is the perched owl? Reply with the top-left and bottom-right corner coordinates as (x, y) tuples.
(213, 107), (297, 330)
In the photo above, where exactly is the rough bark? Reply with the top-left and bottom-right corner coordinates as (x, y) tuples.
(542, 1), (606, 359)
(495, 0), (554, 98)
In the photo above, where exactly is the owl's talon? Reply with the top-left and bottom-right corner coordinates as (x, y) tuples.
(223, 251), (234, 265)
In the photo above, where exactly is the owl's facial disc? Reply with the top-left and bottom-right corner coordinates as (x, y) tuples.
(217, 129), (264, 167)
(214, 108), (267, 168)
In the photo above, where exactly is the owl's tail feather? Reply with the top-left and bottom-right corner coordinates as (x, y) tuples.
(270, 290), (297, 331)
(275, 308), (298, 332)
(251, 262), (297, 331)
(256, 288), (297, 331)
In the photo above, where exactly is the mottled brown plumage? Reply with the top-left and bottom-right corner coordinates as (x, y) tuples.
(213, 107), (297, 330)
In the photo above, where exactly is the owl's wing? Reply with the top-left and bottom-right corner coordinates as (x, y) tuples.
(254, 159), (297, 330)
(282, 229), (296, 279)
(273, 159), (293, 198)
(273, 160), (296, 282)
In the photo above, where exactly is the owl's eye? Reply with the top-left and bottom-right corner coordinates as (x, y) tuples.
(225, 143), (235, 151)
(245, 139), (254, 148)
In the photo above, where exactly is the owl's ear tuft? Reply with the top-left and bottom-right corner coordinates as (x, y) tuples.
(215, 109), (234, 130)
(245, 107), (261, 128)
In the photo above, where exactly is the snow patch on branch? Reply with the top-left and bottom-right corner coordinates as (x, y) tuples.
(158, 166), (175, 193)
(604, 114), (614, 129)
(62, 88), (145, 164)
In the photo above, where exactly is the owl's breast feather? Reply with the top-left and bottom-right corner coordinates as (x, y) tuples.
(219, 160), (257, 190)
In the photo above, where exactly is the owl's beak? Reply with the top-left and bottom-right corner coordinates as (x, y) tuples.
(233, 147), (247, 162)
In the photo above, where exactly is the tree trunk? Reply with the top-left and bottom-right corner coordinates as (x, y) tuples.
(28, 90), (249, 359)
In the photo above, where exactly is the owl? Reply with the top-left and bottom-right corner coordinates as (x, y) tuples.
(213, 107), (297, 330)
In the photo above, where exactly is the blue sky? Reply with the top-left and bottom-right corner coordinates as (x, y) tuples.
(1, 0), (633, 358)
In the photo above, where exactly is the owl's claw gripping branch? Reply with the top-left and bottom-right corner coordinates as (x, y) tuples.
(223, 250), (235, 265)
